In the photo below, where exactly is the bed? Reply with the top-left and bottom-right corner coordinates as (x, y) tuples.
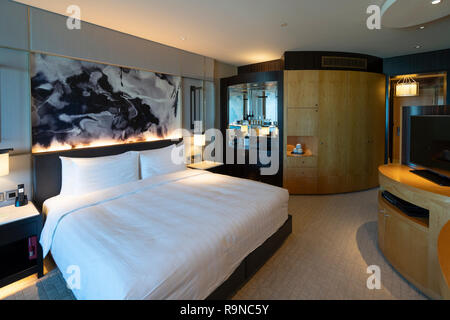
(33, 140), (291, 300)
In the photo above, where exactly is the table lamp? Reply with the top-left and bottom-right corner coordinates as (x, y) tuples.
(193, 134), (206, 163)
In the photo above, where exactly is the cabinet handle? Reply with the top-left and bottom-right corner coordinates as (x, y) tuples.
(379, 209), (386, 213)
(384, 214), (390, 218)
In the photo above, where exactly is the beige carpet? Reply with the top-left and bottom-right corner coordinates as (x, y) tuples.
(1, 189), (426, 300)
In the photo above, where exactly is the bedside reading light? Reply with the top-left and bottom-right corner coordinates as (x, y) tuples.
(0, 148), (13, 177)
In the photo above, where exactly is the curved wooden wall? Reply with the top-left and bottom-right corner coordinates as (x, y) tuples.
(284, 70), (386, 194)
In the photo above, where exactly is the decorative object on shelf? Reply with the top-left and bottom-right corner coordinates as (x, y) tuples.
(395, 75), (419, 97)
(292, 144), (304, 155)
(0, 148), (13, 177)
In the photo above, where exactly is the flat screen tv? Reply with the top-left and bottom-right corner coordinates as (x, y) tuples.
(410, 115), (450, 185)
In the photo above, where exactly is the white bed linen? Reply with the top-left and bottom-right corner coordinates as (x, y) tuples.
(40, 169), (289, 300)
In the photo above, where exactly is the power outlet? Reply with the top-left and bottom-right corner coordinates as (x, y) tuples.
(5, 190), (17, 201)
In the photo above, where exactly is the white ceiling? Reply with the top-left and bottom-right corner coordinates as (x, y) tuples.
(382, 0), (450, 28)
(13, 0), (450, 66)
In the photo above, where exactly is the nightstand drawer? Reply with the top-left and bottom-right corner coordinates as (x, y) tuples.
(286, 156), (318, 168)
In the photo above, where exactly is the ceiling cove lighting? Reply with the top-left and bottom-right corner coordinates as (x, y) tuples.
(395, 75), (419, 97)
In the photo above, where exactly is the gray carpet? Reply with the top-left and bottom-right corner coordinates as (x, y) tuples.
(1, 189), (427, 300)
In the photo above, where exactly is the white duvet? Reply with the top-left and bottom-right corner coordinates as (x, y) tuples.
(40, 169), (289, 300)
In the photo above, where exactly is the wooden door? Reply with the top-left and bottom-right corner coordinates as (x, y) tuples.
(317, 71), (349, 193)
(318, 71), (385, 193)
(287, 70), (320, 108)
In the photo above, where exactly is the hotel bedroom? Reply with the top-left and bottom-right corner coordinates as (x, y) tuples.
(0, 0), (449, 306)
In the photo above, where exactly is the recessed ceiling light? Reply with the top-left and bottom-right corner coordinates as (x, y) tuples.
(431, 0), (441, 4)
(419, 26), (425, 29)
(180, 36), (186, 41)
(415, 45), (422, 49)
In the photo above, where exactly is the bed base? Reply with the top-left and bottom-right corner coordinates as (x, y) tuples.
(207, 214), (292, 300)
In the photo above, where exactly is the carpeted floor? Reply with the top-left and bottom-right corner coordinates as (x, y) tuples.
(1, 188), (427, 300)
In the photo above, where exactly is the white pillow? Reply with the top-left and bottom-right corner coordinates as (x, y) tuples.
(59, 151), (139, 196)
(139, 144), (185, 179)
(60, 156), (75, 196)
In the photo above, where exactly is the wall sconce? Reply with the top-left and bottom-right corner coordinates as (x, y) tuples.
(0, 148), (13, 177)
(396, 75), (419, 97)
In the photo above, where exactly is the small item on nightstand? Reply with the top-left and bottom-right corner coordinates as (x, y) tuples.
(15, 184), (28, 207)
(28, 236), (38, 260)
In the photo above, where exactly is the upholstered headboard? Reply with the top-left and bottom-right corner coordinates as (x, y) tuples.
(32, 139), (180, 212)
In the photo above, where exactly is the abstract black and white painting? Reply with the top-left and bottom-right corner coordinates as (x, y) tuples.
(31, 53), (181, 152)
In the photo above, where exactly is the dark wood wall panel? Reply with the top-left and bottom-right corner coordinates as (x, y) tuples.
(238, 59), (284, 74)
(383, 48), (450, 105)
(283, 51), (383, 73)
(384, 48), (450, 162)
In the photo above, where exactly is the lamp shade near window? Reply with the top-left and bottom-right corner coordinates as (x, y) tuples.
(0, 149), (13, 177)
(396, 75), (419, 97)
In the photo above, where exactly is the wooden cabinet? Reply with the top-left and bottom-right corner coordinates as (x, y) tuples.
(379, 193), (429, 289)
(438, 222), (450, 299)
(284, 70), (385, 194)
(286, 156), (318, 168)
(378, 165), (450, 299)
(287, 108), (318, 136)
(287, 70), (320, 108)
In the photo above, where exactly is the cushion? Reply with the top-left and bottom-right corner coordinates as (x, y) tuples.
(59, 151), (140, 196)
(139, 144), (185, 179)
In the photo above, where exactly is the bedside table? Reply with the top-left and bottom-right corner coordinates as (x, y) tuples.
(0, 203), (43, 288)
(187, 161), (224, 173)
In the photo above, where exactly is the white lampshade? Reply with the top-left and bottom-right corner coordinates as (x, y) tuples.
(395, 75), (419, 97)
(0, 152), (10, 177)
(194, 134), (206, 147)
(396, 82), (419, 97)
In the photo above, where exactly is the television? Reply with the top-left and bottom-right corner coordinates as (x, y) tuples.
(410, 115), (450, 186)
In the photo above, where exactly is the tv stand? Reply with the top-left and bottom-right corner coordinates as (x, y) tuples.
(410, 169), (450, 187)
(379, 164), (450, 300)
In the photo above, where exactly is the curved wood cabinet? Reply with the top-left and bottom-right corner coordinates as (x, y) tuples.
(378, 165), (450, 299)
(438, 222), (450, 299)
(284, 70), (385, 194)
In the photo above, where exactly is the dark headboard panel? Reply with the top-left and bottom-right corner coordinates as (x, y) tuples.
(32, 139), (180, 211)
(402, 105), (450, 165)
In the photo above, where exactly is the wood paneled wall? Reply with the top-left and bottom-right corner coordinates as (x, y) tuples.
(284, 70), (385, 194)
